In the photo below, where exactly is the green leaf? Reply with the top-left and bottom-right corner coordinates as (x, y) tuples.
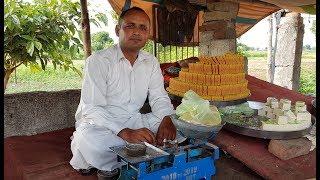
(72, 37), (81, 44)
(39, 58), (46, 70)
(63, 64), (69, 71)
(11, 14), (20, 25)
(26, 42), (35, 56)
(21, 35), (34, 41)
(34, 41), (42, 50)
(71, 66), (83, 77)
(95, 13), (108, 26)
(29, 62), (41, 73)
(52, 60), (57, 69)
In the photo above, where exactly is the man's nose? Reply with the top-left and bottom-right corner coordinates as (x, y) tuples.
(132, 28), (140, 35)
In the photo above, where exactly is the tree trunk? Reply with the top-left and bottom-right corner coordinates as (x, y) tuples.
(4, 68), (14, 91)
(80, 0), (92, 59)
(266, 15), (273, 83)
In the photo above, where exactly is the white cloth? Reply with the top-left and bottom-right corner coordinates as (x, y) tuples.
(70, 44), (174, 171)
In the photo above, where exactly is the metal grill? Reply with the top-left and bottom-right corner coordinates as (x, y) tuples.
(151, 4), (201, 64)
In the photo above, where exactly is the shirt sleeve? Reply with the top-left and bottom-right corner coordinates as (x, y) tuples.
(147, 58), (175, 127)
(77, 55), (126, 135)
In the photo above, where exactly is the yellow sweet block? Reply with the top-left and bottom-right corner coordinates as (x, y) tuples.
(181, 67), (188, 72)
(167, 53), (250, 101)
(201, 95), (211, 101)
(179, 71), (186, 82)
(214, 75), (220, 86)
(216, 86), (222, 96)
(208, 85), (217, 96)
(196, 85), (203, 95)
(192, 73), (198, 84)
(203, 64), (212, 75)
(209, 75), (214, 86)
(205, 75), (212, 85)
(185, 72), (193, 83)
(202, 85), (208, 95)
(189, 63), (196, 73)
(197, 74), (206, 84)
(190, 84), (197, 92)
(198, 63), (204, 74)
(220, 75), (228, 85)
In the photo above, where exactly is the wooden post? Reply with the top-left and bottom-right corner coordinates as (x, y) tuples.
(267, 15), (273, 83)
(80, 0), (92, 59)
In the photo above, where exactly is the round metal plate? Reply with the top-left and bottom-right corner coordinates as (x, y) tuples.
(168, 93), (248, 108)
(223, 115), (316, 140)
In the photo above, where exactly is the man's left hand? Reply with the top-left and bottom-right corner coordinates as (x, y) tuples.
(156, 116), (176, 145)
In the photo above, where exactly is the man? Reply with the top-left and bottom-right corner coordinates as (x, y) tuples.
(69, 7), (177, 177)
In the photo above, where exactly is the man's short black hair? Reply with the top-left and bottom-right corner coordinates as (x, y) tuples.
(118, 7), (150, 25)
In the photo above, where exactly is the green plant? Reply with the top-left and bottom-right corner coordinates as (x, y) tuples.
(4, 0), (107, 90)
(299, 70), (316, 96)
(91, 31), (114, 52)
(310, 20), (316, 36)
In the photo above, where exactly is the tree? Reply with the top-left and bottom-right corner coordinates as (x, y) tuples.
(91, 31), (114, 52)
(4, 0), (107, 90)
(310, 20), (316, 36)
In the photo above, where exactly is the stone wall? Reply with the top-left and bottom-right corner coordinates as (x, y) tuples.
(199, 1), (238, 56)
(4, 90), (81, 138)
(4, 89), (152, 138)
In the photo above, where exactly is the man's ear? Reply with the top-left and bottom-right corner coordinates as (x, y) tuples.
(115, 25), (120, 37)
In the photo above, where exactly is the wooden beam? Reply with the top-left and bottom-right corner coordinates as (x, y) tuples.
(80, 0), (92, 59)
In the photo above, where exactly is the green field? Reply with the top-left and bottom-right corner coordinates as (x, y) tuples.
(5, 51), (316, 96)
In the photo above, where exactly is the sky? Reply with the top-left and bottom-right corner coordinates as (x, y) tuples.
(89, 0), (316, 49)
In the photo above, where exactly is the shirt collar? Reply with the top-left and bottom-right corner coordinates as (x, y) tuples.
(116, 43), (148, 63)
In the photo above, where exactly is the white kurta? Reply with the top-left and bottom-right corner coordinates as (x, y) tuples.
(70, 44), (175, 171)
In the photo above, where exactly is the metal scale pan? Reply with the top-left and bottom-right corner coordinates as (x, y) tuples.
(223, 115), (316, 140)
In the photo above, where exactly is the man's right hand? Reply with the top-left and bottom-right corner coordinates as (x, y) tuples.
(117, 128), (156, 145)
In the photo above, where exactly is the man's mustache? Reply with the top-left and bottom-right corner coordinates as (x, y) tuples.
(129, 35), (142, 40)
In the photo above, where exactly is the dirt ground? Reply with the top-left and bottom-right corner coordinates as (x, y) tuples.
(247, 59), (316, 81)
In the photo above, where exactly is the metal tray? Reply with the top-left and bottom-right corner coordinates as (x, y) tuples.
(223, 115), (316, 140)
(110, 142), (169, 164)
(168, 93), (248, 108)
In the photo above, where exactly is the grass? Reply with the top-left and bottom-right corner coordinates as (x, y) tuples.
(5, 50), (316, 96)
(5, 61), (85, 94)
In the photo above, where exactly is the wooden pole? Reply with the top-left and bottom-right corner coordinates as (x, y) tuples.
(80, 0), (92, 59)
(266, 15), (273, 83)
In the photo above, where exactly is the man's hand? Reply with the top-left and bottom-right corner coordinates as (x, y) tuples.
(117, 128), (156, 145)
(156, 116), (176, 145)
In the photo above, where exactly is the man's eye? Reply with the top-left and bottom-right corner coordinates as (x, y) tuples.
(140, 26), (147, 31)
(126, 24), (135, 28)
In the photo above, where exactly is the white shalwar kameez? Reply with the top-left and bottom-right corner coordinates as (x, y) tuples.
(70, 44), (175, 171)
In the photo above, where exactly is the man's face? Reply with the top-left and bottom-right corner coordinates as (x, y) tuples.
(116, 10), (150, 51)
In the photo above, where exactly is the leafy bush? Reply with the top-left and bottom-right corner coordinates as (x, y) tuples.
(299, 70), (316, 96)
(91, 31), (114, 52)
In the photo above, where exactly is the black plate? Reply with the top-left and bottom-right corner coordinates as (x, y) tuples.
(223, 115), (315, 140)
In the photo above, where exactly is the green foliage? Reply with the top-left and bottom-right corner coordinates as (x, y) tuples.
(310, 20), (316, 36)
(91, 31), (114, 52)
(110, 10), (119, 25)
(299, 70), (316, 96)
(4, 0), (83, 77)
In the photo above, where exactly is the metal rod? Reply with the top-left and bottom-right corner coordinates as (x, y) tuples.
(182, 45), (183, 60)
(176, 46), (178, 61)
(187, 46), (189, 59)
